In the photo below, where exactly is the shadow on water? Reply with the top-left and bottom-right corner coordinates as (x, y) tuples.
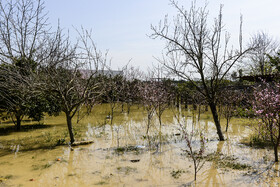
(0, 119), (34, 124)
(0, 144), (59, 157)
(0, 124), (53, 136)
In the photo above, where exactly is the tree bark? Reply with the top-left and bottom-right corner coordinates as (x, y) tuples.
(193, 103), (197, 111)
(146, 113), (152, 135)
(209, 102), (225, 141)
(274, 145), (278, 162)
(185, 102), (188, 109)
(66, 112), (75, 144)
(16, 115), (21, 131)
(198, 105), (201, 121)
(110, 106), (114, 125)
(226, 118), (229, 132)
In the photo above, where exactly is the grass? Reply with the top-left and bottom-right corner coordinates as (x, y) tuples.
(241, 135), (273, 149)
(116, 166), (137, 175)
(32, 162), (53, 170)
(170, 169), (186, 179)
(114, 145), (143, 155)
(94, 181), (108, 185)
(205, 153), (251, 170)
(0, 115), (93, 156)
(0, 123), (52, 135)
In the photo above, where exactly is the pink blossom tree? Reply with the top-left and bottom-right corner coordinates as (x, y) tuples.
(253, 81), (280, 162)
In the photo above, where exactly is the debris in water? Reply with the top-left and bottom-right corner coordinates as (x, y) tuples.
(135, 145), (145, 149)
(130, 159), (140, 163)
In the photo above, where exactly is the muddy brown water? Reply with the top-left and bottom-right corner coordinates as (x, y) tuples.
(0, 104), (280, 186)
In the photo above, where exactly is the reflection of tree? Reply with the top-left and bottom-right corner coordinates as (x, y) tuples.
(65, 149), (75, 186)
(200, 141), (225, 186)
(225, 133), (234, 156)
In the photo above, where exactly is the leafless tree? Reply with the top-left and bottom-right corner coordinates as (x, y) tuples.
(150, 1), (254, 141)
(174, 108), (205, 181)
(248, 31), (279, 75)
(41, 29), (107, 144)
(0, 0), (49, 64)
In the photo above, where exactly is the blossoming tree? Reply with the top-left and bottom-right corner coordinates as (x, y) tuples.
(253, 81), (280, 162)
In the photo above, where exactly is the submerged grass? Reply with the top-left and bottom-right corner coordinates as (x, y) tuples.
(114, 145), (143, 155)
(205, 153), (251, 170)
(94, 181), (108, 185)
(241, 134), (273, 149)
(170, 169), (186, 179)
(32, 162), (53, 170)
(116, 166), (137, 175)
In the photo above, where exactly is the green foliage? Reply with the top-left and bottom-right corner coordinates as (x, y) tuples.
(267, 51), (280, 73)
(235, 107), (254, 118)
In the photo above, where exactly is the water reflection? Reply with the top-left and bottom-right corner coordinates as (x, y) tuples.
(200, 141), (225, 187)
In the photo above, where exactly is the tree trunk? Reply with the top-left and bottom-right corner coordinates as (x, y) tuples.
(205, 105), (208, 111)
(225, 118), (229, 132)
(66, 113), (75, 144)
(146, 113), (152, 135)
(176, 94), (180, 108)
(127, 103), (131, 114)
(110, 106), (114, 125)
(198, 105), (201, 121)
(159, 115), (162, 127)
(193, 103), (197, 110)
(16, 115), (21, 131)
(274, 145), (278, 162)
(194, 160), (197, 181)
(209, 102), (225, 141)
(185, 102), (188, 109)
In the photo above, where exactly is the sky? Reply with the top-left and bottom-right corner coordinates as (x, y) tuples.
(44, 0), (280, 71)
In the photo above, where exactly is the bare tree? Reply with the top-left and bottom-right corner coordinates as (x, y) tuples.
(41, 29), (106, 144)
(174, 108), (205, 181)
(248, 31), (279, 75)
(151, 1), (253, 141)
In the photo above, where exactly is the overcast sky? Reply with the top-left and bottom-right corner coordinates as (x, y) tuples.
(45, 0), (280, 71)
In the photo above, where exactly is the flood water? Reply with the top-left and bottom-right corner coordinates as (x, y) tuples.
(0, 104), (280, 186)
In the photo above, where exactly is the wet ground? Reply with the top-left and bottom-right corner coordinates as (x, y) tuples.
(0, 104), (280, 186)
